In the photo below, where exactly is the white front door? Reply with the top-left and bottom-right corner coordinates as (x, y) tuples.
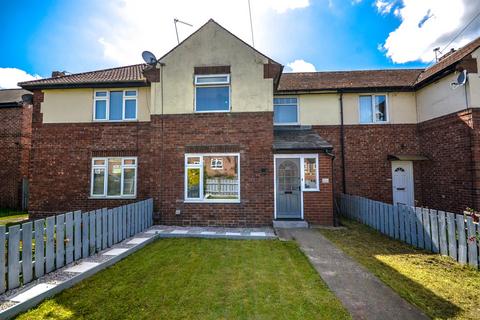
(391, 161), (414, 206)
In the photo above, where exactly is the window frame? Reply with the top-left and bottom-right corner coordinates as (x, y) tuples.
(90, 156), (138, 199)
(184, 153), (241, 203)
(273, 96), (300, 125)
(358, 94), (389, 124)
(194, 74), (231, 113)
(93, 89), (138, 122)
(301, 155), (319, 192)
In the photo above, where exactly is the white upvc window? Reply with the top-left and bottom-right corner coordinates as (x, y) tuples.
(274, 96), (299, 125)
(302, 155), (319, 191)
(359, 94), (388, 124)
(93, 89), (138, 121)
(91, 157), (137, 198)
(194, 74), (231, 113)
(185, 153), (240, 203)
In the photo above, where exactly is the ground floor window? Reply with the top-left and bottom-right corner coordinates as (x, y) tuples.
(91, 157), (137, 198)
(185, 153), (240, 203)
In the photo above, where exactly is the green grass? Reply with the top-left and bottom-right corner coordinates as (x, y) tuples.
(18, 238), (350, 320)
(0, 208), (28, 226)
(319, 219), (480, 320)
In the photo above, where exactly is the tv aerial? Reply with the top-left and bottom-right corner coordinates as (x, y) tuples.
(174, 18), (193, 44)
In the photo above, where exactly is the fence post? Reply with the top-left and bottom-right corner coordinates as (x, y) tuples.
(456, 215), (467, 264)
(466, 216), (477, 268)
(447, 212), (457, 260)
(65, 212), (74, 264)
(56, 214), (65, 269)
(422, 208), (432, 252)
(415, 208), (424, 249)
(74, 211), (82, 261)
(96, 209), (102, 252)
(437, 211), (448, 256)
(0, 226), (5, 293)
(429, 209), (439, 254)
(113, 207), (118, 244)
(34, 219), (45, 278)
(82, 212), (89, 258)
(89, 211), (96, 254)
(108, 209), (113, 247)
(102, 208), (108, 249)
(22, 222), (33, 284)
(7, 225), (20, 290)
(45, 217), (55, 273)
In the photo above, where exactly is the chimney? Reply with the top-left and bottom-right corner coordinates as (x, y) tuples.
(51, 71), (66, 78)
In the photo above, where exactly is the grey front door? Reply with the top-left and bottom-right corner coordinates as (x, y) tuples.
(276, 158), (302, 219)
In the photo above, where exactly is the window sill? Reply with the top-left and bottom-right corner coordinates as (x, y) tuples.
(89, 196), (137, 200)
(184, 200), (241, 204)
(193, 110), (231, 114)
(93, 119), (138, 123)
(358, 121), (389, 125)
(303, 189), (320, 192)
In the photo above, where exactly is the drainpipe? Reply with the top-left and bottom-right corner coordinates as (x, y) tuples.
(339, 92), (347, 194)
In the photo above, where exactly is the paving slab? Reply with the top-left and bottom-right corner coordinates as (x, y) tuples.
(10, 284), (57, 303)
(126, 237), (150, 245)
(102, 248), (129, 256)
(288, 229), (428, 320)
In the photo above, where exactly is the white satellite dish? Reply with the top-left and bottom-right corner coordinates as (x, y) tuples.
(451, 70), (468, 89)
(142, 51), (157, 65)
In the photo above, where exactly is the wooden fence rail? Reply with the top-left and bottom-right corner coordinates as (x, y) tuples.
(338, 194), (480, 269)
(0, 198), (154, 293)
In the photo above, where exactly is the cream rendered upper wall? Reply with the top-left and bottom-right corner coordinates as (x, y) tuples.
(42, 87), (151, 123)
(155, 21), (273, 114)
(297, 91), (417, 125)
(468, 47), (480, 108)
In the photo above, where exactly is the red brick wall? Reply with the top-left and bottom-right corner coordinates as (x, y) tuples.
(313, 124), (421, 204)
(0, 103), (32, 209)
(417, 109), (477, 213)
(303, 153), (334, 225)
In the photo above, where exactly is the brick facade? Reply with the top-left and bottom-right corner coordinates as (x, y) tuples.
(0, 103), (32, 209)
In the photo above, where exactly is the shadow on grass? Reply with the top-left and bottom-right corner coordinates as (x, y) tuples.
(320, 219), (471, 320)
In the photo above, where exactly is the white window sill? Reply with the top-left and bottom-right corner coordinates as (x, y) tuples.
(194, 110), (231, 114)
(274, 122), (300, 126)
(184, 199), (241, 204)
(93, 119), (138, 123)
(303, 189), (320, 192)
(358, 121), (389, 125)
(89, 196), (137, 200)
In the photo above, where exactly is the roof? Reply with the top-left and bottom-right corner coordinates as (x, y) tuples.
(415, 36), (480, 86)
(19, 64), (148, 90)
(0, 89), (32, 108)
(277, 69), (423, 92)
(273, 126), (333, 151)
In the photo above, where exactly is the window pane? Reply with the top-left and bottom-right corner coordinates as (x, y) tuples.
(95, 91), (107, 97)
(304, 158), (317, 189)
(93, 159), (105, 166)
(359, 96), (373, 124)
(109, 91), (123, 120)
(196, 76), (229, 84)
(203, 155), (239, 200)
(123, 168), (136, 195)
(274, 105), (298, 123)
(123, 159), (136, 165)
(107, 159), (122, 196)
(95, 100), (107, 120)
(125, 90), (136, 96)
(187, 157), (201, 165)
(187, 168), (201, 198)
(274, 97), (297, 105)
(195, 86), (229, 112)
(375, 95), (387, 122)
(125, 99), (136, 119)
(92, 168), (105, 195)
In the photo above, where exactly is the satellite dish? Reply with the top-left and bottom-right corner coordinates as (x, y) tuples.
(142, 51), (157, 65)
(451, 70), (468, 89)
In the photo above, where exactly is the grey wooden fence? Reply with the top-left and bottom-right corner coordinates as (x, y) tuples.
(0, 198), (154, 293)
(338, 194), (480, 269)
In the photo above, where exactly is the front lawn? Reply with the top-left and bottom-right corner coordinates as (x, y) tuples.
(18, 238), (350, 320)
(320, 219), (480, 320)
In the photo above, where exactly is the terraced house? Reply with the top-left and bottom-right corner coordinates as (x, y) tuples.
(19, 19), (480, 227)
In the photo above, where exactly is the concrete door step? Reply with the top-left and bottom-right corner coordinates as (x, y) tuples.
(273, 220), (308, 229)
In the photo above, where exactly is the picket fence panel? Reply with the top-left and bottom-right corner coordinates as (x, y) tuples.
(338, 194), (480, 269)
(0, 199), (153, 294)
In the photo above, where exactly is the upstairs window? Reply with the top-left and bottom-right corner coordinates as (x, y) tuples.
(194, 75), (230, 112)
(359, 94), (387, 124)
(274, 97), (298, 125)
(94, 90), (137, 121)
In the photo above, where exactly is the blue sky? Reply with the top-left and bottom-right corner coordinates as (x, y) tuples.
(1, 0), (479, 88)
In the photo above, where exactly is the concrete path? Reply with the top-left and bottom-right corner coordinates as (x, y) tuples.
(287, 229), (429, 320)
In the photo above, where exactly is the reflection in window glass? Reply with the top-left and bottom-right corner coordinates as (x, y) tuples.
(375, 95), (387, 122)
(187, 157), (201, 165)
(195, 87), (230, 112)
(203, 156), (239, 200)
(187, 168), (201, 198)
(109, 91), (123, 120)
(95, 100), (107, 120)
(359, 95), (373, 123)
(92, 168), (105, 195)
(304, 158), (317, 189)
(107, 158), (122, 196)
(274, 97), (298, 124)
(125, 99), (136, 119)
(123, 168), (135, 195)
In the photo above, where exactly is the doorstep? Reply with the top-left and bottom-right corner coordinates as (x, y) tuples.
(273, 219), (309, 229)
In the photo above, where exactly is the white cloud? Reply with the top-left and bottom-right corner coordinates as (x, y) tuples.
(0, 68), (41, 89)
(379, 0), (480, 63)
(375, 0), (396, 15)
(286, 59), (317, 72)
(94, 0), (310, 66)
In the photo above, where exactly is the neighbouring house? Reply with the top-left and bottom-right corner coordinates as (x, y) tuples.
(18, 19), (480, 227)
(0, 89), (33, 210)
